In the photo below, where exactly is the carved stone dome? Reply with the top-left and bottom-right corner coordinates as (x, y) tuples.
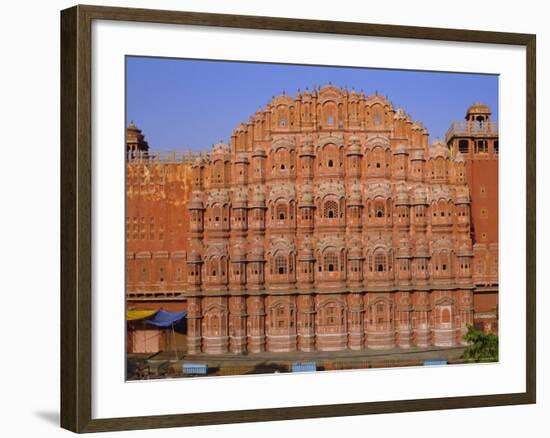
(394, 143), (408, 155)
(212, 142), (230, 155)
(234, 152), (249, 164)
(252, 145), (267, 157)
(429, 139), (450, 159)
(346, 142), (362, 156)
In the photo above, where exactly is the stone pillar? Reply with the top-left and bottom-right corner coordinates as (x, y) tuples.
(347, 293), (365, 350)
(413, 291), (431, 347)
(186, 296), (202, 354)
(395, 291), (413, 348)
(297, 294), (315, 352)
(246, 295), (265, 353)
(229, 295), (247, 354)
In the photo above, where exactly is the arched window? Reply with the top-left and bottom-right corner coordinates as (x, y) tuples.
(323, 200), (338, 218)
(210, 260), (217, 277)
(374, 252), (386, 272)
(439, 251), (450, 271)
(211, 314), (219, 331)
(275, 255), (287, 275)
(374, 199), (385, 218)
(276, 203), (287, 221)
(441, 308), (451, 324)
(213, 161), (223, 183)
(459, 140), (469, 154)
(328, 159), (334, 167)
(374, 110), (383, 126)
(323, 251), (339, 272)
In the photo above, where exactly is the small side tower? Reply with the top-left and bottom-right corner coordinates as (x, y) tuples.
(126, 122), (149, 160)
(446, 103), (499, 334)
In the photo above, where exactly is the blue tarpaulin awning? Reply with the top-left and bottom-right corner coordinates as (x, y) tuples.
(292, 362), (317, 373)
(182, 363), (208, 375)
(145, 309), (187, 327)
(423, 360), (448, 366)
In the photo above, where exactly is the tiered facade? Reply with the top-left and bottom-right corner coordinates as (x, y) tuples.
(126, 85), (499, 355)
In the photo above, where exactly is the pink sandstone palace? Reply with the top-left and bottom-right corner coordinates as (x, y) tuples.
(126, 85), (499, 355)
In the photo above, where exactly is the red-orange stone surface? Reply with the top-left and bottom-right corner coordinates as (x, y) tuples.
(126, 86), (499, 354)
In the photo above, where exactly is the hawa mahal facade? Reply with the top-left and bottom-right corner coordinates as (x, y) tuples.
(126, 85), (499, 354)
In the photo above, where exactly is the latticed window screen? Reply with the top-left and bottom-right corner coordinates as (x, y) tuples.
(323, 200), (338, 218)
(375, 252), (386, 272)
(459, 140), (469, 154)
(276, 203), (287, 220)
(324, 252), (339, 272)
(275, 255), (287, 275)
(374, 200), (385, 218)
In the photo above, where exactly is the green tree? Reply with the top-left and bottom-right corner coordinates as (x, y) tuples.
(461, 324), (499, 363)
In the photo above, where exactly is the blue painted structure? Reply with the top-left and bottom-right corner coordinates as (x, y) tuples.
(423, 360), (448, 366)
(291, 362), (317, 372)
(182, 363), (208, 375)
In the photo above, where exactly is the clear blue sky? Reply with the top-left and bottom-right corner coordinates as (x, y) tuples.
(126, 57), (498, 151)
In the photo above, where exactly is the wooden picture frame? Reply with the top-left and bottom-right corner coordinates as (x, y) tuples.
(60, 4), (536, 433)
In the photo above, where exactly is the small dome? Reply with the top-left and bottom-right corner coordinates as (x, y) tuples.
(394, 143), (408, 154)
(456, 191), (470, 204)
(348, 246), (362, 258)
(252, 145), (266, 157)
(212, 142), (230, 155)
(429, 140), (449, 158)
(188, 193), (204, 209)
(188, 249), (202, 262)
(300, 143), (315, 156)
(347, 142), (362, 156)
(234, 152), (249, 164)
(410, 149), (425, 161)
(467, 102), (491, 115)
(394, 108), (407, 120)
(395, 185), (409, 205)
(411, 186), (427, 205)
(127, 122), (141, 133)
(411, 121), (424, 131)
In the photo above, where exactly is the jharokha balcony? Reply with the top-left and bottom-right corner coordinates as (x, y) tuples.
(445, 120), (498, 142)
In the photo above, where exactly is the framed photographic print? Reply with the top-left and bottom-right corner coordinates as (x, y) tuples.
(60, 4), (536, 433)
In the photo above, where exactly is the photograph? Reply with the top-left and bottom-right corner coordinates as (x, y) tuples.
(1, 0), (543, 435)
(124, 58), (500, 380)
